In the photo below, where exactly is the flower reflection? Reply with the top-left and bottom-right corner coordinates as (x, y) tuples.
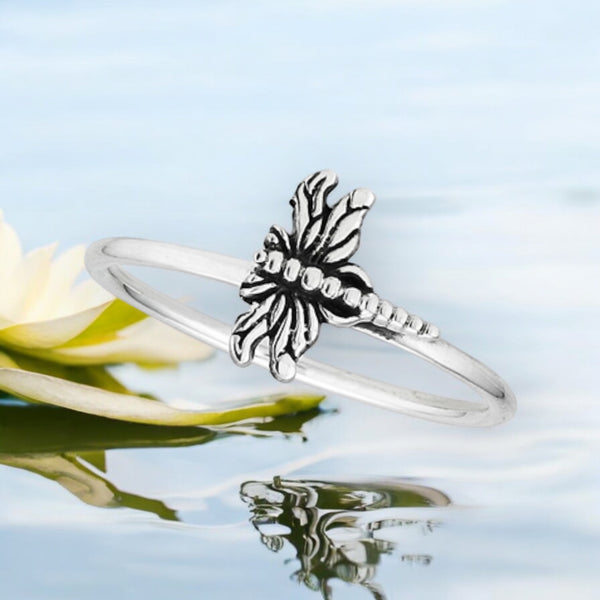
(0, 402), (322, 521)
(241, 477), (451, 600)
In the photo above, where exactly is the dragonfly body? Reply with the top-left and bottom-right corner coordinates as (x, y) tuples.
(252, 248), (437, 338)
(229, 170), (439, 382)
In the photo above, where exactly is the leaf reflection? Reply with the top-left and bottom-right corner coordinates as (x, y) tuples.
(0, 402), (322, 521)
(241, 477), (451, 600)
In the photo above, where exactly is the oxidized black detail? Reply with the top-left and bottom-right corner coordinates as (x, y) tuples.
(229, 170), (439, 382)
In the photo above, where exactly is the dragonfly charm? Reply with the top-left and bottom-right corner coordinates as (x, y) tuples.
(229, 170), (439, 382)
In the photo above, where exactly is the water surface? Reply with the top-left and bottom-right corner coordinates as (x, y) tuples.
(0, 2), (598, 598)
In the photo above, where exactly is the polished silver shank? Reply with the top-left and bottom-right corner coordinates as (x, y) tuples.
(85, 237), (516, 426)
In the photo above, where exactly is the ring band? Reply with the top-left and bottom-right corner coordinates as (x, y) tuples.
(85, 171), (516, 427)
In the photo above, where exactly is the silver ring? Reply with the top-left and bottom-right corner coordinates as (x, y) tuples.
(85, 170), (516, 427)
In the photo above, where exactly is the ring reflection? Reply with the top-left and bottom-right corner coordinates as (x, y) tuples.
(241, 476), (451, 599)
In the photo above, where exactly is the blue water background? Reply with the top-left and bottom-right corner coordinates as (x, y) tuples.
(0, 2), (599, 598)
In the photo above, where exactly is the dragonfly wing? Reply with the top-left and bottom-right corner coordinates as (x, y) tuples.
(230, 292), (278, 366)
(290, 296), (320, 359)
(239, 271), (278, 303)
(291, 170), (338, 254)
(269, 296), (321, 382)
(313, 187), (375, 265)
(334, 262), (373, 290)
(269, 300), (295, 381)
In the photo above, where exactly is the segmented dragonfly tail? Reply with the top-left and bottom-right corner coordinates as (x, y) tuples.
(358, 292), (440, 340)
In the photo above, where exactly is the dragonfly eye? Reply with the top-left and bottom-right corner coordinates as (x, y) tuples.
(264, 232), (279, 249)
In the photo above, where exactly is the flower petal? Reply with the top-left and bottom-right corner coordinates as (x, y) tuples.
(42, 316), (213, 366)
(68, 279), (113, 314)
(58, 298), (148, 348)
(0, 243), (57, 323)
(0, 302), (111, 349)
(0, 212), (23, 292)
(27, 246), (111, 321)
(0, 366), (324, 425)
(0, 350), (135, 394)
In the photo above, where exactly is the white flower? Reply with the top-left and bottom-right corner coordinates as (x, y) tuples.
(0, 210), (211, 365)
(0, 211), (324, 425)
